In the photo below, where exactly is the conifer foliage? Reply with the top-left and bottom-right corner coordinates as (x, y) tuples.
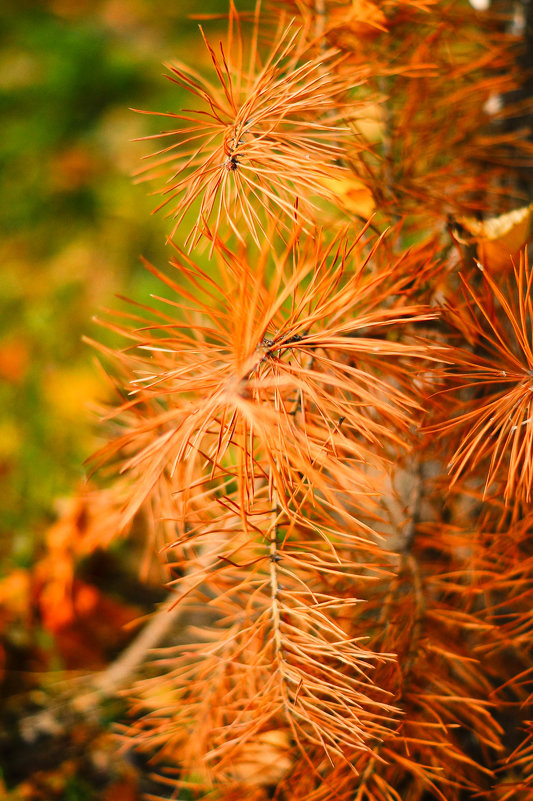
(94, 1), (533, 799)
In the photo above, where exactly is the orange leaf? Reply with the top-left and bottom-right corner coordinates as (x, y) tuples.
(456, 204), (533, 271)
(0, 568), (31, 618)
(319, 173), (375, 218)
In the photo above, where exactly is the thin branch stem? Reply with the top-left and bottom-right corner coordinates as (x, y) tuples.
(89, 596), (183, 700)
(269, 481), (285, 667)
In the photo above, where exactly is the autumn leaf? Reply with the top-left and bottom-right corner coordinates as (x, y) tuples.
(454, 204), (533, 271)
(318, 172), (375, 218)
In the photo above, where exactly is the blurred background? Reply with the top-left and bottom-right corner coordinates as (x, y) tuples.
(0, 1), (227, 797)
(0, 0), (230, 561)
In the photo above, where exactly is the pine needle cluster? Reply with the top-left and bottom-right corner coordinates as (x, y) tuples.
(92, 1), (533, 799)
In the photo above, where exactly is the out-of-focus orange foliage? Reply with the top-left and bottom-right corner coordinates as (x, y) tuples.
(27, 489), (140, 668)
(0, 569), (32, 680)
(0, 339), (30, 384)
(325, 0), (388, 46)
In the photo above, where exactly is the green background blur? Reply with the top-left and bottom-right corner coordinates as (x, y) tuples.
(0, 0), (229, 570)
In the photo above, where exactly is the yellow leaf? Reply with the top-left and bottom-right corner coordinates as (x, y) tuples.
(351, 102), (385, 143)
(456, 204), (533, 271)
(321, 173), (375, 218)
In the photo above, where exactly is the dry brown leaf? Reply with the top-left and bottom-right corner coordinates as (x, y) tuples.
(456, 204), (533, 271)
(319, 172), (375, 217)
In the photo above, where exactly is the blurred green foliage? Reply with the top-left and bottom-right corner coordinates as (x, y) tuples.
(0, 0), (229, 557)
